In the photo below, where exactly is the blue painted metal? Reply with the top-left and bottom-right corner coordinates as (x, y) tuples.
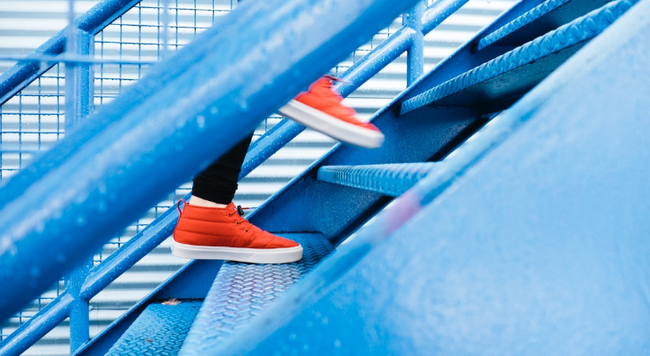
(67, 259), (92, 353)
(241, 0), (470, 179)
(0, 0), (140, 106)
(422, 0), (474, 34)
(75, 260), (223, 356)
(80, 206), (179, 300)
(0, 0), (421, 326)
(179, 233), (333, 356)
(400, 0), (637, 115)
(405, 1), (426, 85)
(0, 197), (181, 356)
(202, 1), (650, 354)
(477, 0), (613, 51)
(1, 0), (445, 349)
(48, 1), (464, 349)
(406, 0), (552, 102)
(105, 301), (202, 356)
(0, 0), (528, 352)
(317, 163), (439, 196)
(250, 104), (478, 242)
(64, 28), (93, 137)
(0, 294), (74, 356)
(243, 0), (548, 243)
(0, 55), (155, 66)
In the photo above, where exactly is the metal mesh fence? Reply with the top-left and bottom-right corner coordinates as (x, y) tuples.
(0, 65), (66, 180)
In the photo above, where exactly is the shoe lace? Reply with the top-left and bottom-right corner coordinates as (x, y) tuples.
(323, 74), (351, 84)
(176, 198), (188, 215)
(228, 205), (253, 232)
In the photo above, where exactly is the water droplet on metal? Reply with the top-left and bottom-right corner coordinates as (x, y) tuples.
(197, 115), (206, 130)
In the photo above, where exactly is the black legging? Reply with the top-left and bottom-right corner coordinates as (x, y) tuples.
(191, 133), (254, 204)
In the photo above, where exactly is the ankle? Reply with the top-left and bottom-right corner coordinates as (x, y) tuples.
(189, 195), (229, 208)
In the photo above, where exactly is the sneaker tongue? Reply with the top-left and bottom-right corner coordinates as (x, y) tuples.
(314, 79), (343, 104)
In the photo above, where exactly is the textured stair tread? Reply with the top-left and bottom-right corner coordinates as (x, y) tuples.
(477, 0), (613, 51)
(317, 162), (439, 197)
(178, 233), (334, 356)
(104, 301), (202, 356)
(400, 0), (635, 115)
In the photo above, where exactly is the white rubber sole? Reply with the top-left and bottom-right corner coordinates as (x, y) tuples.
(172, 240), (303, 264)
(279, 100), (384, 149)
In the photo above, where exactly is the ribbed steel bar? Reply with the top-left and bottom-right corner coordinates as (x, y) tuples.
(476, 0), (612, 51)
(400, 0), (637, 115)
(0, 0), (421, 324)
(317, 163), (438, 197)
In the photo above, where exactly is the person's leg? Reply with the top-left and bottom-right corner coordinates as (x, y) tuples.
(190, 133), (253, 207)
(172, 133), (303, 264)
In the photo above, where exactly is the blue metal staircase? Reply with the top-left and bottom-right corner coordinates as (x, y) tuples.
(2, 0), (650, 354)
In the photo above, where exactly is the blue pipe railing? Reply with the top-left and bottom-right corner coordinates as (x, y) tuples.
(0, 0), (475, 354)
(0, 0), (422, 334)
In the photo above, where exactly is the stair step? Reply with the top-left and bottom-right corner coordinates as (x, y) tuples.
(178, 233), (334, 356)
(317, 163), (438, 197)
(476, 0), (613, 51)
(104, 301), (202, 356)
(400, 0), (636, 115)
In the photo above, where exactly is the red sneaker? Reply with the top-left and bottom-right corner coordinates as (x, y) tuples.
(279, 76), (385, 149)
(172, 202), (302, 264)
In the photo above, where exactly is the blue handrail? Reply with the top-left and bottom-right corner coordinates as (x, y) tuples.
(0, 0), (475, 354)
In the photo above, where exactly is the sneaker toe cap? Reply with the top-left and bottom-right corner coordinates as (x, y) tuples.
(268, 236), (300, 248)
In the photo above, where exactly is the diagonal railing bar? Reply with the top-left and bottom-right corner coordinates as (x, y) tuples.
(0, 0), (141, 107)
(0, 294), (75, 356)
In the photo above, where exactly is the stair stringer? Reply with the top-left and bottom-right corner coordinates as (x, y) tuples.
(207, 1), (650, 354)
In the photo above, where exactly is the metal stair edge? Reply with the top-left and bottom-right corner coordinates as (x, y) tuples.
(317, 162), (439, 197)
(476, 0), (613, 50)
(400, 0), (637, 115)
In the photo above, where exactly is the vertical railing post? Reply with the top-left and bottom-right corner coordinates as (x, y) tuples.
(405, 0), (426, 85)
(64, 1), (95, 351)
(67, 259), (92, 352)
(64, 28), (94, 130)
